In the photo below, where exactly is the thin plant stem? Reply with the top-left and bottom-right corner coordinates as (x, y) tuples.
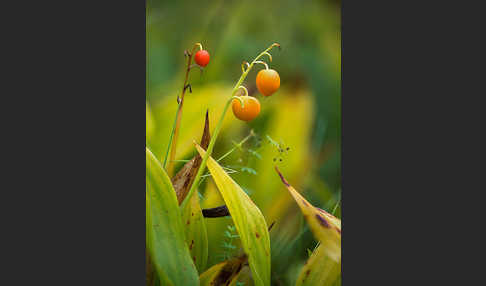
(163, 107), (181, 169)
(163, 44), (201, 175)
(217, 130), (254, 162)
(331, 194), (341, 215)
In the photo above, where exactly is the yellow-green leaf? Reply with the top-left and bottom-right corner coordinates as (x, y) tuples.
(146, 147), (199, 286)
(196, 144), (271, 286)
(296, 243), (341, 286)
(275, 166), (341, 262)
(181, 189), (208, 273)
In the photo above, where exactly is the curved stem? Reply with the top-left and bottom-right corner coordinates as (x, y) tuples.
(262, 52), (273, 62)
(235, 86), (249, 97)
(231, 95), (245, 108)
(241, 61), (250, 73)
(254, 61), (269, 70)
(231, 43), (279, 91)
(194, 42), (203, 51)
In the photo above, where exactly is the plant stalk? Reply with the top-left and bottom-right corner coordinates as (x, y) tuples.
(163, 43), (204, 174)
(217, 130), (254, 162)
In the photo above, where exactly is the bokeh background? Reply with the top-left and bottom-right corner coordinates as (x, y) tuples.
(146, 0), (340, 285)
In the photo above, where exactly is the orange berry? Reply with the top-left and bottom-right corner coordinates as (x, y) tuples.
(256, 69), (280, 96)
(232, 96), (261, 121)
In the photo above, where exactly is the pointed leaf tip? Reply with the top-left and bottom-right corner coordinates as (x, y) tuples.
(172, 113), (211, 204)
(274, 166), (341, 262)
(274, 166), (290, 187)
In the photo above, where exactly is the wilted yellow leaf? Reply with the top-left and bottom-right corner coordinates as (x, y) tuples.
(275, 166), (341, 262)
(196, 144), (271, 286)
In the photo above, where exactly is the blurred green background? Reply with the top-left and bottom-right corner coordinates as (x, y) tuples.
(147, 0), (340, 285)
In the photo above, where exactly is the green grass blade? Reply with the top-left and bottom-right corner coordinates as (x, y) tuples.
(296, 243), (341, 286)
(146, 147), (199, 286)
(196, 144), (271, 286)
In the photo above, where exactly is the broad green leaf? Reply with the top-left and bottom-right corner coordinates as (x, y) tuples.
(196, 144), (271, 286)
(181, 189), (208, 272)
(296, 243), (341, 286)
(199, 256), (247, 286)
(275, 166), (341, 262)
(146, 147), (199, 286)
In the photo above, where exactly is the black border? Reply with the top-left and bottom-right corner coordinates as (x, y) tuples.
(3, 1), (145, 284)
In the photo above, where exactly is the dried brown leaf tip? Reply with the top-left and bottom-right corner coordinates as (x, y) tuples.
(274, 166), (290, 187)
(172, 110), (211, 204)
(212, 255), (247, 286)
(268, 221), (276, 231)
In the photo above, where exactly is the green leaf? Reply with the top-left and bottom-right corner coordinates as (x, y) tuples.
(296, 243), (340, 286)
(146, 147), (199, 286)
(248, 149), (262, 160)
(196, 144), (271, 286)
(241, 167), (257, 175)
(181, 188), (208, 273)
(275, 167), (341, 262)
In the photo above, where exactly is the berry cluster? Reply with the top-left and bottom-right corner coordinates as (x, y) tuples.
(231, 47), (281, 122)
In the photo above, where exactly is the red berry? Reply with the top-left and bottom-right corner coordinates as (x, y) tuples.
(194, 50), (210, 67)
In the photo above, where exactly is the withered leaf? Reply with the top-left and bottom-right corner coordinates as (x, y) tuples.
(213, 255), (247, 286)
(172, 110), (211, 204)
(199, 254), (248, 286)
(275, 166), (341, 262)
